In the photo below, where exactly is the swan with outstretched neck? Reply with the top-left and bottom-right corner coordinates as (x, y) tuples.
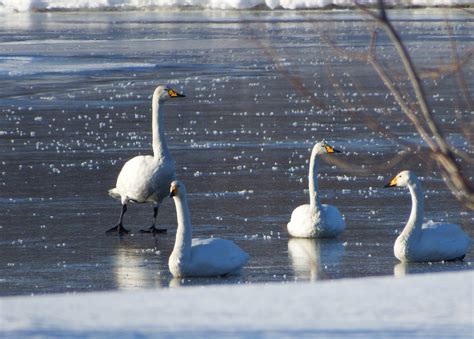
(106, 85), (185, 235)
(168, 180), (250, 278)
(287, 140), (346, 238)
(385, 170), (471, 262)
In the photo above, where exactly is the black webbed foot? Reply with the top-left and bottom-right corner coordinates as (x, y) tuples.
(139, 225), (167, 235)
(106, 224), (130, 235)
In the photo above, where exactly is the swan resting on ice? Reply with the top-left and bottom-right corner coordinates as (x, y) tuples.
(287, 140), (346, 238)
(107, 85), (185, 235)
(168, 180), (250, 278)
(385, 170), (471, 262)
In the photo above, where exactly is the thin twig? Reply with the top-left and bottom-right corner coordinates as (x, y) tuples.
(419, 48), (474, 81)
(355, 0), (473, 209)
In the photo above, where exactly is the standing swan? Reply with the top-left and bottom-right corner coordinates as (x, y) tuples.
(168, 180), (250, 278)
(385, 170), (471, 262)
(107, 86), (185, 235)
(287, 140), (346, 238)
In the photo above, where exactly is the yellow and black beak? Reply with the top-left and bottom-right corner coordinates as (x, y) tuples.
(169, 186), (178, 197)
(324, 145), (341, 154)
(167, 88), (185, 98)
(384, 176), (398, 188)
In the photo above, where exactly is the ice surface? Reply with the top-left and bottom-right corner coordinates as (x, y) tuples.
(0, 0), (471, 12)
(0, 9), (472, 296)
(0, 56), (156, 77)
(0, 271), (472, 337)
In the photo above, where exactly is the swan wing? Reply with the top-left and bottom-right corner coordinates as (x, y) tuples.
(321, 204), (346, 236)
(288, 204), (345, 238)
(420, 221), (471, 260)
(190, 238), (250, 276)
(289, 204), (311, 221)
(287, 204), (316, 238)
(108, 187), (121, 200)
(115, 155), (175, 202)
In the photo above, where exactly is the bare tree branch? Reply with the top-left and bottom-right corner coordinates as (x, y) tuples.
(419, 48), (474, 82)
(355, 0), (474, 209)
(357, 0), (449, 153)
(367, 53), (437, 149)
(256, 7), (474, 209)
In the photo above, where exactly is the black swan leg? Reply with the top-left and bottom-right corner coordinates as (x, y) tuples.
(140, 205), (167, 234)
(106, 204), (130, 235)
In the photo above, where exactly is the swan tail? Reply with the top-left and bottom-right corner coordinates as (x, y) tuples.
(108, 188), (121, 200)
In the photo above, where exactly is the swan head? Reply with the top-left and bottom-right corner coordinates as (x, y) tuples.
(169, 180), (185, 198)
(154, 85), (185, 102)
(313, 139), (341, 155)
(385, 170), (418, 188)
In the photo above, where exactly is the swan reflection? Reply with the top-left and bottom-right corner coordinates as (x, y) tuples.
(113, 245), (166, 290)
(288, 238), (345, 281)
(394, 262), (410, 277)
(394, 261), (469, 278)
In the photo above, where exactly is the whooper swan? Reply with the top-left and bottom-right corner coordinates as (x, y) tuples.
(107, 85), (185, 235)
(385, 170), (471, 262)
(168, 180), (250, 278)
(287, 140), (346, 238)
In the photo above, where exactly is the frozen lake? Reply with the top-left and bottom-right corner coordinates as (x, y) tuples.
(0, 8), (472, 296)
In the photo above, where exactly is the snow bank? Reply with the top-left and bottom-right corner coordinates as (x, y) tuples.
(0, 0), (472, 12)
(1, 271), (472, 337)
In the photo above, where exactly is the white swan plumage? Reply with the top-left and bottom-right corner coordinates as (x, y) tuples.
(107, 85), (185, 235)
(168, 180), (250, 278)
(385, 170), (471, 263)
(287, 140), (346, 238)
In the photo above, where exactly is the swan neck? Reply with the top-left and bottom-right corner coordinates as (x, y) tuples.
(152, 96), (169, 157)
(403, 181), (424, 238)
(308, 149), (321, 210)
(172, 193), (193, 260)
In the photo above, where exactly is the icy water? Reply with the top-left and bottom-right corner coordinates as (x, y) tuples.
(0, 9), (472, 296)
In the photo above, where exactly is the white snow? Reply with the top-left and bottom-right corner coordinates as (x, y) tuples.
(1, 271), (472, 337)
(0, 0), (471, 12)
